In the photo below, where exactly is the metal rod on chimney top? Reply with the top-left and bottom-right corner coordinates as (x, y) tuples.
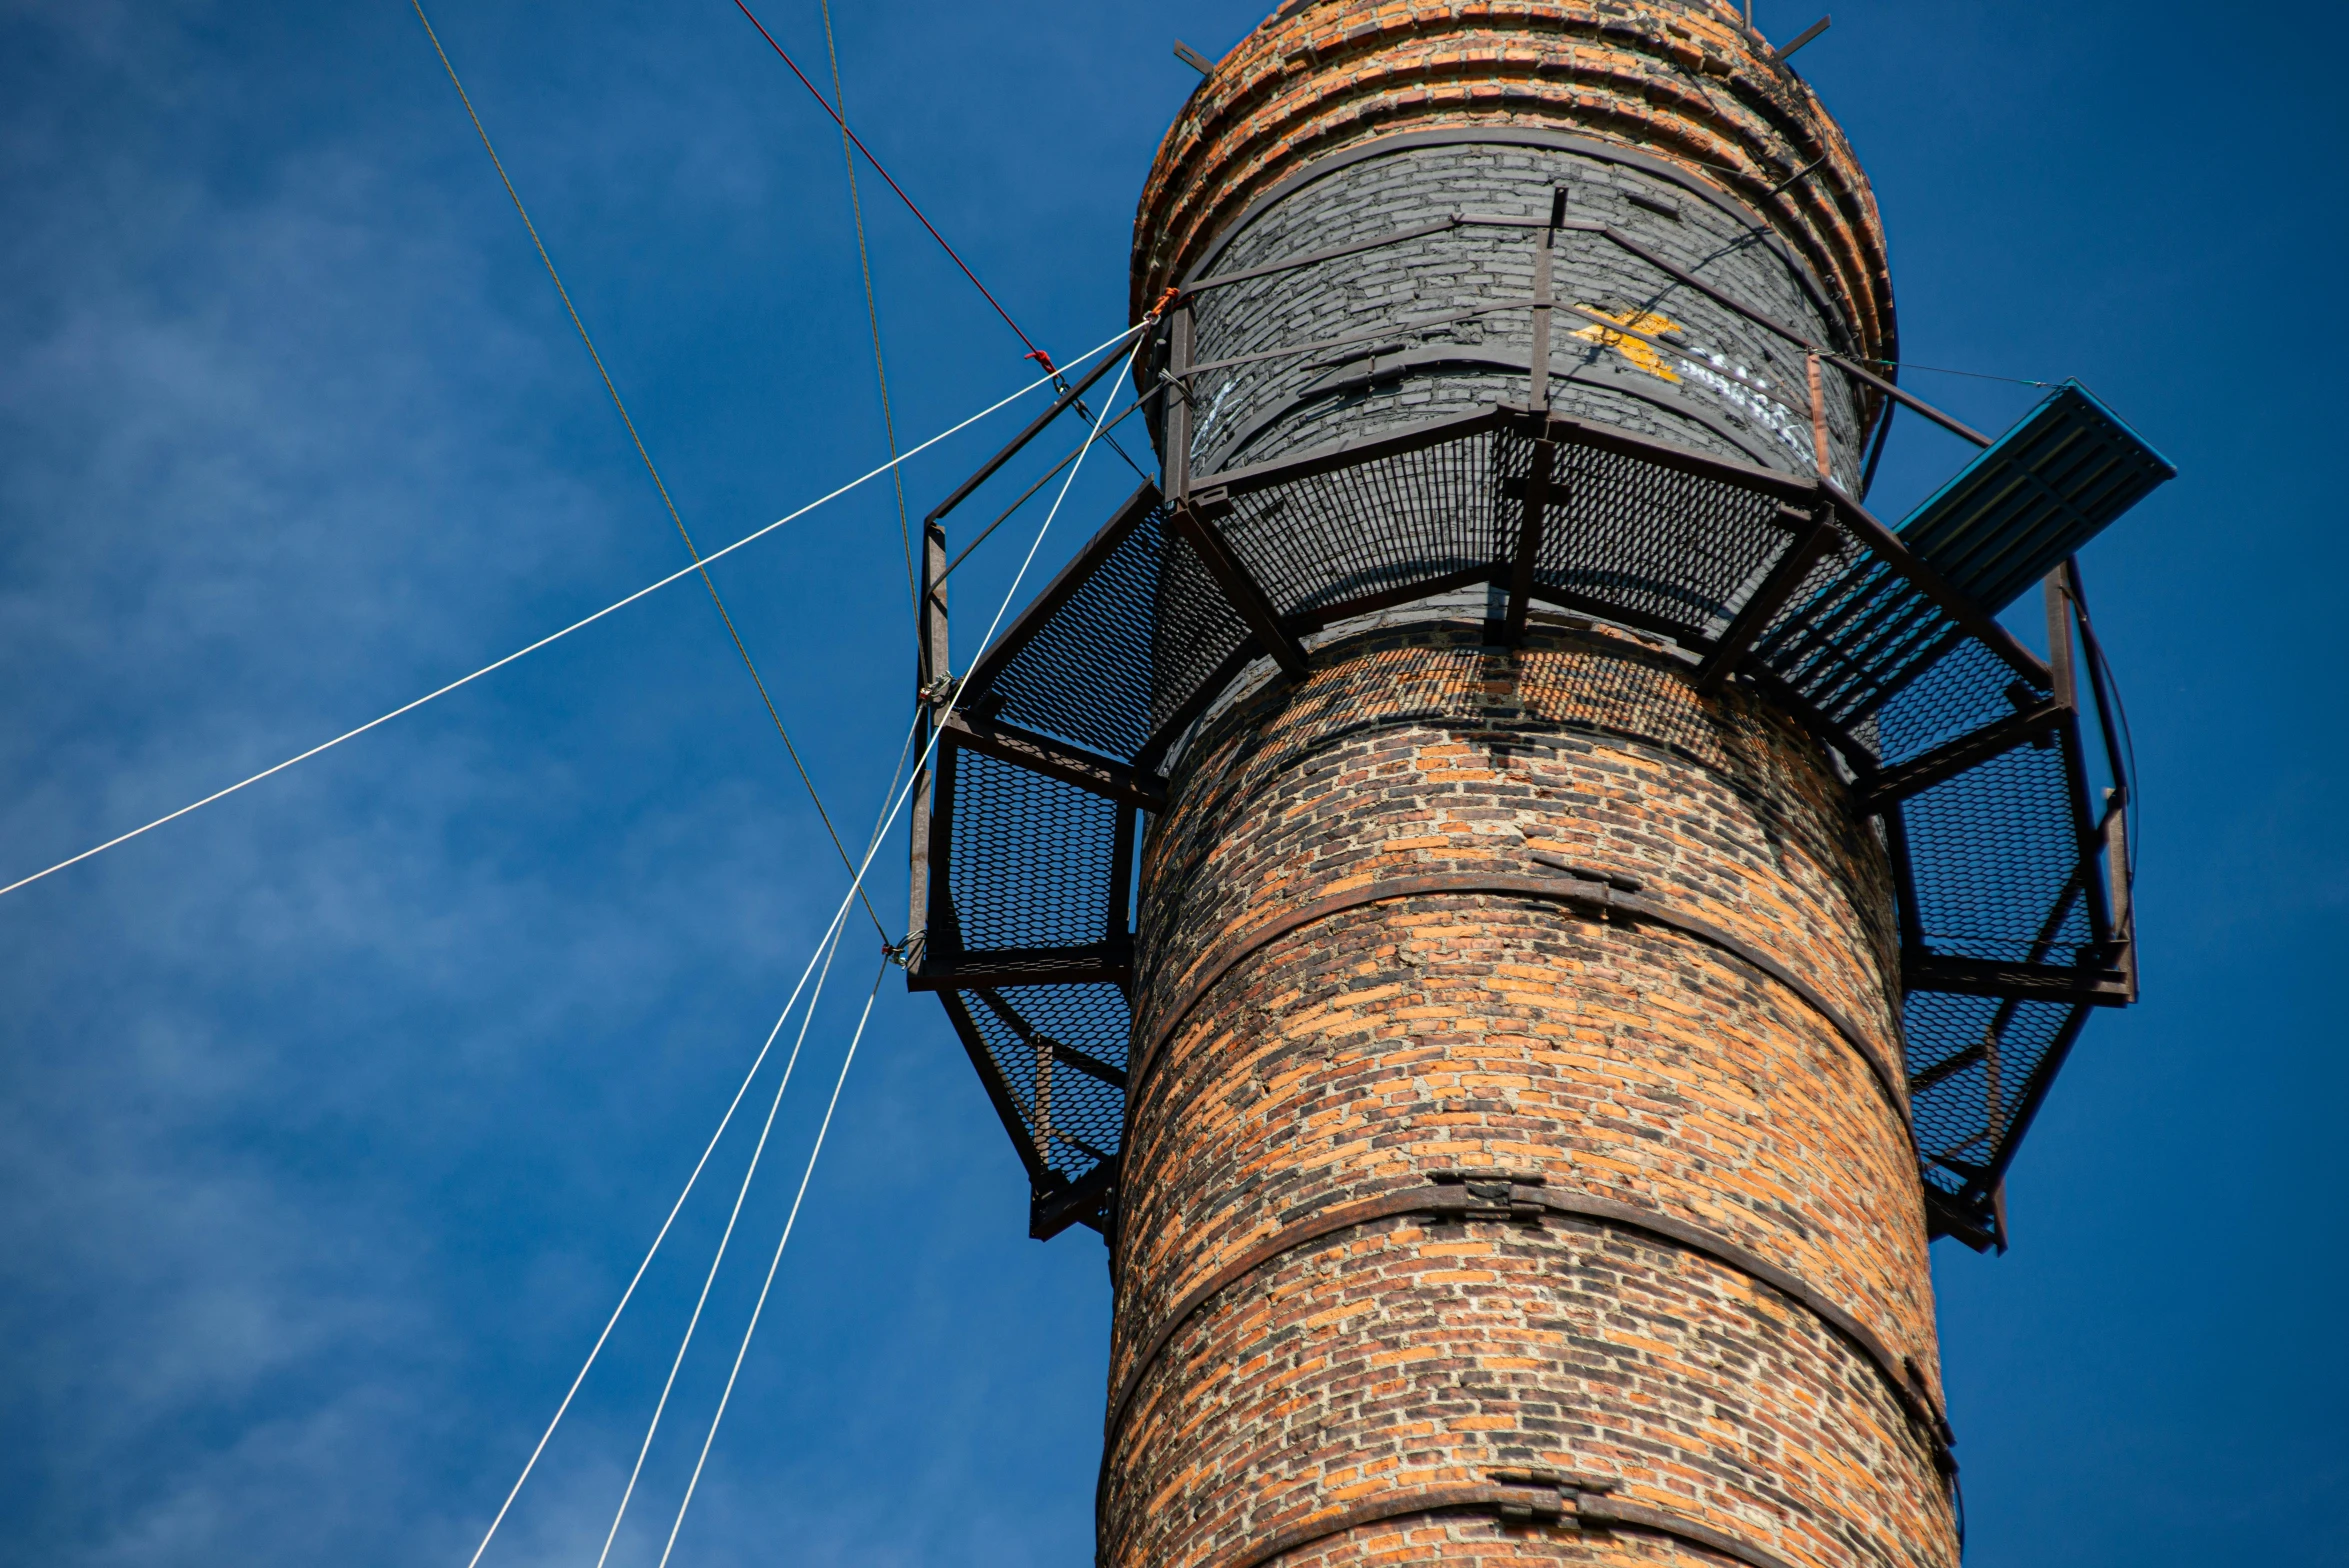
(1166, 305), (1194, 502)
(1526, 193), (1560, 412)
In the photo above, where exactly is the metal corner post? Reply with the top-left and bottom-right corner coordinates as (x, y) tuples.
(906, 516), (949, 971)
(1503, 194), (1563, 645)
(1166, 303), (1194, 502)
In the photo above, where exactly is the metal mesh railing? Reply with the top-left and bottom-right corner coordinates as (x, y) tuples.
(922, 401), (2129, 1244)
(1751, 548), (1965, 734)
(946, 749), (1120, 953)
(1508, 427), (1794, 637)
(958, 983), (1133, 1183)
(1874, 637), (2047, 766)
(1216, 427), (1501, 616)
(983, 503), (1251, 759)
(1903, 990), (2083, 1202)
(1902, 743), (2094, 969)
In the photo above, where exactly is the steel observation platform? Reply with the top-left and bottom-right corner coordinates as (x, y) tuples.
(902, 205), (2171, 1254)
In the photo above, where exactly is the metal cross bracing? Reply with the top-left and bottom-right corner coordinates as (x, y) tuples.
(906, 267), (2165, 1251)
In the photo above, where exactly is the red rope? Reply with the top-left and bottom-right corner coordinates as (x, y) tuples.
(732, 0), (1042, 360)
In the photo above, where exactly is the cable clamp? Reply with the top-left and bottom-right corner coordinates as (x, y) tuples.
(920, 672), (960, 706)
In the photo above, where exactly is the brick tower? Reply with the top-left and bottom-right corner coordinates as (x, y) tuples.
(907, 4), (2166, 1567)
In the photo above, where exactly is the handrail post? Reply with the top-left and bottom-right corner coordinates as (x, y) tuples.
(2042, 570), (2077, 710)
(2105, 787), (2137, 1001)
(1166, 304), (1194, 502)
(906, 514), (950, 968)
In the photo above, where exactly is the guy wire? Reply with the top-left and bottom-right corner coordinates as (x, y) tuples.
(410, 0), (887, 938)
(729, 0), (1149, 484)
(0, 327), (1141, 904)
(815, 0), (919, 628)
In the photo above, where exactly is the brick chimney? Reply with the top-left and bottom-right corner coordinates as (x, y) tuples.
(1101, 6), (1954, 1568)
(911, 0), (2157, 1559)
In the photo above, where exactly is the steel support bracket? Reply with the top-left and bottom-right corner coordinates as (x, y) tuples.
(940, 711), (1166, 811)
(1694, 500), (1833, 692)
(1903, 953), (2132, 1005)
(1853, 697), (2069, 815)
(1169, 501), (1310, 678)
(1030, 1158), (1117, 1241)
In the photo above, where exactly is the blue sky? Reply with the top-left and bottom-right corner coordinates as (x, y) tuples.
(0, 2), (2339, 1564)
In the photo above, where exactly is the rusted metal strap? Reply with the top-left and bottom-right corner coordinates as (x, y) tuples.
(1101, 1174), (1956, 1479)
(1187, 1470), (1807, 1568)
(940, 710), (1166, 811)
(1198, 1482), (1524, 1568)
(1579, 1493), (1808, 1568)
(1132, 867), (1911, 1136)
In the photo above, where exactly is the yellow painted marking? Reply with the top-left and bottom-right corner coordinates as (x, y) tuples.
(1570, 306), (1684, 382)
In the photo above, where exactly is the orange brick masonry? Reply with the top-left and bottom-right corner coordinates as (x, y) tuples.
(1102, 621), (1956, 1568)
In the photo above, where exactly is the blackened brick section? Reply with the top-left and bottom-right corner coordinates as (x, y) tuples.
(1104, 621), (1954, 1568)
(1175, 136), (1867, 487)
(1133, 1), (1894, 370)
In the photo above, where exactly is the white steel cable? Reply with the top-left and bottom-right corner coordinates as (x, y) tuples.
(630, 326), (1152, 1564)
(471, 325), (1146, 1567)
(458, 710), (919, 1568)
(652, 956), (887, 1568)
(583, 672), (923, 1566)
(462, 323), (1141, 1558)
(808, 325), (1150, 962)
(588, 916), (848, 1568)
(0, 321), (1144, 905)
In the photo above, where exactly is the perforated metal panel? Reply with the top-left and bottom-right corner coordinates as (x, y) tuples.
(956, 984), (1132, 1180)
(1508, 427), (1795, 635)
(983, 501), (1253, 759)
(1903, 991), (2088, 1207)
(1753, 548), (1971, 732)
(1901, 744), (2094, 970)
(946, 750), (1121, 953)
(1215, 426), (1501, 615)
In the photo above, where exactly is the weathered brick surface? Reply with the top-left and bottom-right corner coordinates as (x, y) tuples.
(1173, 136), (1868, 486)
(1100, 9), (1942, 1566)
(1132, 0), (1893, 368)
(1103, 623), (1954, 1568)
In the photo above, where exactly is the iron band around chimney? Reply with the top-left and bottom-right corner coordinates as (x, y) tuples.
(1131, 867), (1912, 1138)
(1102, 1173), (1957, 1484)
(1193, 1468), (1808, 1568)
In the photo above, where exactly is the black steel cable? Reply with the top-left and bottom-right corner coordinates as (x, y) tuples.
(411, 0), (887, 935)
